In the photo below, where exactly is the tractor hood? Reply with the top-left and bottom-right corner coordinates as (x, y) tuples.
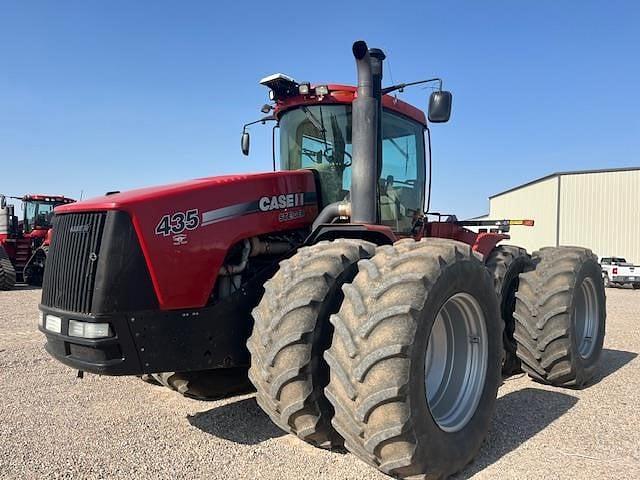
(52, 170), (319, 309)
(55, 171), (316, 214)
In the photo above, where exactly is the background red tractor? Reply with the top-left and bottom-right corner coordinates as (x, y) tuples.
(37, 41), (606, 479)
(0, 194), (75, 290)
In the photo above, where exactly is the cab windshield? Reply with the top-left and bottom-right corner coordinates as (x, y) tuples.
(23, 201), (57, 232)
(279, 105), (426, 232)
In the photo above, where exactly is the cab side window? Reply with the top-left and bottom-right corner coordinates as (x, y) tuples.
(380, 112), (425, 233)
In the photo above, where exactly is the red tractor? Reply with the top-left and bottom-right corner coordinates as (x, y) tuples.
(38, 41), (606, 479)
(0, 194), (75, 290)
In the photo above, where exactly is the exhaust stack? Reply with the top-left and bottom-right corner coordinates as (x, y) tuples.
(350, 40), (383, 224)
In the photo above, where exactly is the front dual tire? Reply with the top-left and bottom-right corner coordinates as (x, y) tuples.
(325, 238), (502, 479)
(247, 239), (376, 448)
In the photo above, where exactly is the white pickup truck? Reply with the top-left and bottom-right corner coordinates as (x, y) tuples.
(600, 257), (640, 289)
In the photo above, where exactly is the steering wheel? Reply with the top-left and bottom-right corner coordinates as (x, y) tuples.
(302, 147), (352, 168)
(302, 148), (323, 164)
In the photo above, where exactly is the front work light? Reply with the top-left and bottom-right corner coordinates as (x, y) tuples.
(68, 320), (112, 339)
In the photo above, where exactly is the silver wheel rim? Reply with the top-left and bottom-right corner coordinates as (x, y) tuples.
(573, 277), (599, 359)
(424, 293), (488, 433)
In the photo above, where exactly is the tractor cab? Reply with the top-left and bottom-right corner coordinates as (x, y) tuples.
(278, 101), (426, 233)
(242, 71), (451, 236)
(0, 193), (75, 289)
(20, 195), (74, 235)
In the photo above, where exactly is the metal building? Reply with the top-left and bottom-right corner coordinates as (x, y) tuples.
(486, 167), (640, 263)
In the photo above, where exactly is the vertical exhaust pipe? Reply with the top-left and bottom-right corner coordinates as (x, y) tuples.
(369, 48), (385, 182)
(350, 40), (381, 224)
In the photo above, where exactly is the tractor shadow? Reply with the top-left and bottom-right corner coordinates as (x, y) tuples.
(188, 395), (286, 445)
(456, 348), (636, 478)
(455, 388), (578, 479)
(186, 350), (637, 457)
(590, 348), (637, 385)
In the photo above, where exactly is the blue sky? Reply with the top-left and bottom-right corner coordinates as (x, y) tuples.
(1, 1), (639, 219)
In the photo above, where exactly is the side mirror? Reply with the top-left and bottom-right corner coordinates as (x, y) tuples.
(428, 90), (452, 123)
(241, 131), (250, 156)
(0, 195), (5, 209)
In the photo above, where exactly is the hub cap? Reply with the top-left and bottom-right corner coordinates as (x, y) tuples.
(573, 277), (599, 359)
(425, 293), (488, 433)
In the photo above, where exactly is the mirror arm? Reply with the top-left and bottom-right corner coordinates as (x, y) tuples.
(381, 78), (443, 95)
(242, 114), (276, 132)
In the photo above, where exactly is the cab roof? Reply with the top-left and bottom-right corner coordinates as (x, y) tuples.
(22, 194), (75, 203)
(273, 84), (427, 127)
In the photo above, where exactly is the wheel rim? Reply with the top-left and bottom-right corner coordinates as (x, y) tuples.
(424, 293), (488, 433)
(573, 277), (599, 359)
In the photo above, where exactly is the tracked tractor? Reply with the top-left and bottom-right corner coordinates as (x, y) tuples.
(38, 41), (606, 479)
(0, 194), (75, 290)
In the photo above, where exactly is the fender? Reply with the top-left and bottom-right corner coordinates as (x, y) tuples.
(472, 232), (510, 259)
(306, 223), (396, 246)
(424, 221), (509, 260)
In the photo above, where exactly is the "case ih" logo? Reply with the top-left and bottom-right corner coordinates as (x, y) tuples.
(259, 193), (305, 212)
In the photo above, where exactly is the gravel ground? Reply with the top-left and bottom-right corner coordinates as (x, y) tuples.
(0, 286), (639, 479)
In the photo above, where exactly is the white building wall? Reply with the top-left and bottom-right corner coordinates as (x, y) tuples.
(559, 170), (640, 264)
(488, 177), (558, 253)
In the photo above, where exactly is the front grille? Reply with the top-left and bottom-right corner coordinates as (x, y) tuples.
(42, 213), (107, 314)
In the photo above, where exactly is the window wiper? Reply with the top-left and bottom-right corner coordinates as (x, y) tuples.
(302, 106), (330, 155)
(301, 106), (325, 135)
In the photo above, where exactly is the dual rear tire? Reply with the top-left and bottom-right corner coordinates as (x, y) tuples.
(485, 245), (533, 376)
(514, 247), (606, 387)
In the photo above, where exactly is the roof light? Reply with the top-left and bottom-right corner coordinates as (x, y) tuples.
(298, 82), (310, 95)
(315, 85), (329, 96)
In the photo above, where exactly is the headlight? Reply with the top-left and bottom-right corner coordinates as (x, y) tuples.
(45, 315), (62, 334)
(68, 320), (111, 339)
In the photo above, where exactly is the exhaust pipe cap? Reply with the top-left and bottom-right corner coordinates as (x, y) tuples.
(352, 40), (369, 60)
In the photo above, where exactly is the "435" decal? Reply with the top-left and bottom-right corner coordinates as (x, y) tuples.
(155, 209), (200, 236)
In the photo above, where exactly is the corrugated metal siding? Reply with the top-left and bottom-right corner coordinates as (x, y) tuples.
(559, 170), (640, 264)
(488, 177), (558, 253)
